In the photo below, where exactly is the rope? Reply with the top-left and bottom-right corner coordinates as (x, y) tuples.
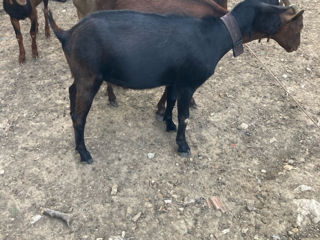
(245, 45), (320, 131)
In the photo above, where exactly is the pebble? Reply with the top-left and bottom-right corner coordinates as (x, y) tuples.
(96, 238), (103, 240)
(306, 67), (311, 72)
(164, 199), (172, 204)
(270, 137), (277, 143)
(132, 212), (142, 222)
(293, 185), (313, 193)
(294, 199), (320, 226)
(241, 228), (249, 234)
(282, 74), (288, 78)
(0, 169), (4, 175)
(30, 215), (42, 224)
(288, 159), (295, 164)
(261, 169), (267, 173)
(111, 184), (118, 196)
(283, 164), (294, 171)
(238, 123), (249, 130)
(272, 235), (281, 240)
(147, 153), (155, 159)
(222, 229), (230, 234)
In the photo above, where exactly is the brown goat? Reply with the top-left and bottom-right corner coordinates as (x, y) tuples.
(3, 0), (50, 63)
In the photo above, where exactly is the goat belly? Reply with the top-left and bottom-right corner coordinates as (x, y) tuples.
(3, 0), (32, 20)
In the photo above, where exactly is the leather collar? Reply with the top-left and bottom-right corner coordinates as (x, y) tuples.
(221, 13), (244, 57)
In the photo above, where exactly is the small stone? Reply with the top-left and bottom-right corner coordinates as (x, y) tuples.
(283, 164), (294, 171)
(306, 67), (311, 72)
(121, 231), (126, 238)
(132, 212), (142, 222)
(221, 228), (230, 234)
(147, 153), (155, 159)
(241, 228), (249, 234)
(30, 215), (42, 224)
(164, 199), (172, 204)
(282, 74), (288, 78)
(261, 169), (267, 173)
(0, 169), (4, 175)
(238, 123), (248, 130)
(144, 202), (153, 208)
(291, 228), (299, 233)
(96, 238), (103, 240)
(288, 159), (295, 164)
(272, 235), (281, 240)
(111, 184), (118, 196)
(178, 207), (184, 212)
(294, 185), (313, 193)
(294, 199), (320, 226)
(270, 137), (277, 143)
(62, 9), (66, 13)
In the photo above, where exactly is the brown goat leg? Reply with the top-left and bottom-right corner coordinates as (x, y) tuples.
(71, 75), (103, 163)
(29, 11), (38, 59)
(10, 18), (25, 64)
(43, 0), (50, 37)
(106, 82), (118, 107)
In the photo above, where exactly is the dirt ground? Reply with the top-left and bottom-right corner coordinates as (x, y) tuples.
(0, 0), (319, 239)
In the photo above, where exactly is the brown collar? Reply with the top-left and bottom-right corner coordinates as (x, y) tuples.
(221, 13), (244, 57)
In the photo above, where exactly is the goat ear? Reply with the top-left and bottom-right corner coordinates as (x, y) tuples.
(280, 8), (304, 23)
(258, 3), (288, 14)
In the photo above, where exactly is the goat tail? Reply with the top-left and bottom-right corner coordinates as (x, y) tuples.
(47, 10), (66, 44)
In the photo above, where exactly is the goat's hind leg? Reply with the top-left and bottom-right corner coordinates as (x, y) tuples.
(163, 86), (177, 132)
(176, 88), (194, 157)
(70, 74), (103, 164)
(106, 82), (118, 107)
(42, 0), (50, 37)
(29, 10), (38, 59)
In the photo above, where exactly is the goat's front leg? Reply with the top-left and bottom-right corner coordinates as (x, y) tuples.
(163, 86), (177, 131)
(43, 0), (50, 37)
(71, 75), (103, 164)
(10, 18), (25, 64)
(106, 82), (118, 107)
(29, 10), (38, 59)
(176, 89), (195, 157)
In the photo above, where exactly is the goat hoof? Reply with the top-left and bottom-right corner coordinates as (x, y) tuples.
(19, 56), (26, 64)
(80, 157), (93, 164)
(166, 120), (177, 132)
(190, 99), (197, 109)
(156, 108), (165, 118)
(109, 100), (118, 107)
(78, 149), (93, 164)
(178, 149), (191, 158)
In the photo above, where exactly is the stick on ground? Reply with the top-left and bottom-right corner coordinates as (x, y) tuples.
(43, 208), (72, 226)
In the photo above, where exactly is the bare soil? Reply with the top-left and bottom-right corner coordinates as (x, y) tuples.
(0, 0), (319, 239)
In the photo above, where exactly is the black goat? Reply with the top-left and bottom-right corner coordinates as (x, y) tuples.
(48, 0), (303, 163)
(3, 0), (50, 63)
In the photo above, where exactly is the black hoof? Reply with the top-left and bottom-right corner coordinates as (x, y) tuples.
(166, 120), (177, 132)
(190, 100), (197, 109)
(109, 100), (118, 108)
(178, 149), (191, 158)
(80, 157), (93, 164)
(156, 108), (165, 118)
